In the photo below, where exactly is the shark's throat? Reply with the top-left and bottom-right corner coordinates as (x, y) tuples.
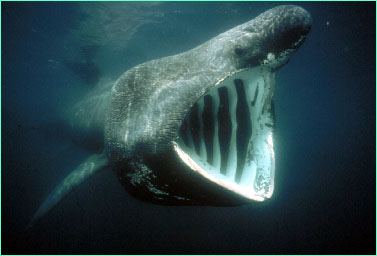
(175, 67), (275, 201)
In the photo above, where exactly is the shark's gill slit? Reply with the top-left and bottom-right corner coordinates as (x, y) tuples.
(180, 118), (189, 146)
(202, 95), (214, 165)
(189, 103), (201, 155)
(226, 83), (238, 180)
(251, 85), (259, 107)
(177, 67), (275, 201)
(197, 99), (207, 161)
(234, 79), (252, 184)
(211, 91), (221, 171)
(217, 87), (232, 175)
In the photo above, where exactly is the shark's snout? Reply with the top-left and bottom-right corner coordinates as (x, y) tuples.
(233, 5), (312, 69)
(263, 6), (312, 55)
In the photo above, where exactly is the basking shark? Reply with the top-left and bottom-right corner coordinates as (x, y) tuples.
(29, 5), (312, 227)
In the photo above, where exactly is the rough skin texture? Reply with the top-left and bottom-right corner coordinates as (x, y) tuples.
(102, 5), (311, 205)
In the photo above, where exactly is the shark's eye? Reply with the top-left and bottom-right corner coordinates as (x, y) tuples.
(175, 67), (275, 202)
(234, 45), (246, 56)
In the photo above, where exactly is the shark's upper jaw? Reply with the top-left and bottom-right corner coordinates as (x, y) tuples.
(174, 66), (275, 202)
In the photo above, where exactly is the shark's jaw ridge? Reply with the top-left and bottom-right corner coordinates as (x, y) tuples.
(175, 67), (275, 202)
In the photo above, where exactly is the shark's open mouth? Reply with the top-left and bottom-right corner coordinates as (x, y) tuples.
(175, 67), (275, 201)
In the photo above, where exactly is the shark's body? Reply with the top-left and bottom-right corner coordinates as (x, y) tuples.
(30, 5), (312, 227)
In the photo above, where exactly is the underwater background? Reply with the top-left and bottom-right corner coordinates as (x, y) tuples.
(2, 1), (375, 254)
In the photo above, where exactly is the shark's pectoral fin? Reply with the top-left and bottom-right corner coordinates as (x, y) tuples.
(28, 151), (109, 229)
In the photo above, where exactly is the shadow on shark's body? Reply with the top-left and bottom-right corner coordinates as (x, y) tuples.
(29, 5), (312, 228)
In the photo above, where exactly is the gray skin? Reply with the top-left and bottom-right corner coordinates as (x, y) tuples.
(30, 5), (312, 227)
(104, 5), (312, 205)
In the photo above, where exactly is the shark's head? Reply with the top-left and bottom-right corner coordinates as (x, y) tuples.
(105, 5), (312, 206)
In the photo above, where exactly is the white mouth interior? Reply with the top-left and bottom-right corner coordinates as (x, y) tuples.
(175, 67), (275, 201)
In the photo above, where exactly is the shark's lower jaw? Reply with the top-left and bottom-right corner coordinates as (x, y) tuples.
(175, 67), (275, 202)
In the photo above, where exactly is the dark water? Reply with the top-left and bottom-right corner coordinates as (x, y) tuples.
(2, 2), (375, 254)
